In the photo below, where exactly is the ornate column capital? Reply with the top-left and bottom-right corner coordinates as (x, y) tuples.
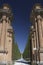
(2, 15), (6, 20)
(35, 15), (42, 22)
(30, 25), (35, 32)
(37, 15), (42, 21)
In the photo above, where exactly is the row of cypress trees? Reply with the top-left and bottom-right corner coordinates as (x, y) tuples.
(12, 32), (31, 61)
(23, 35), (31, 61)
(12, 32), (21, 60)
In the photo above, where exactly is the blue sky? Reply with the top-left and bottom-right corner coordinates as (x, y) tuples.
(0, 0), (43, 53)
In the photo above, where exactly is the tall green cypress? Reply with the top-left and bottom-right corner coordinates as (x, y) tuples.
(23, 35), (30, 61)
(12, 32), (21, 60)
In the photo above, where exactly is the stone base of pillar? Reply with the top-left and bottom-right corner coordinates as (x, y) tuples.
(37, 61), (43, 65)
(40, 53), (43, 61)
(0, 61), (13, 65)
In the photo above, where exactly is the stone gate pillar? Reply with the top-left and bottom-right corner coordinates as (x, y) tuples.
(0, 4), (13, 63)
(30, 3), (43, 64)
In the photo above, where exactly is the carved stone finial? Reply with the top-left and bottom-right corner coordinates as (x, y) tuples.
(2, 4), (10, 10)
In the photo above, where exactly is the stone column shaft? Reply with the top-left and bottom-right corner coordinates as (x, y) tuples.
(35, 21), (39, 49)
(31, 34), (34, 54)
(0, 22), (2, 47)
(41, 19), (43, 39)
(34, 31), (36, 48)
(37, 15), (43, 61)
(37, 15), (43, 48)
(1, 19), (6, 50)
